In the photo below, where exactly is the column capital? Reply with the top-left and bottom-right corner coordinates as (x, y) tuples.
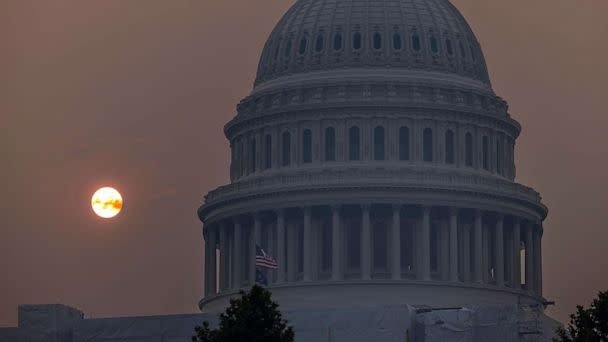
(512, 216), (521, 225)
(449, 207), (460, 217)
(392, 204), (401, 212)
(495, 212), (505, 220)
(361, 203), (371, 212)
(331, 204), (342, 212)
(421, 205), (432, 215)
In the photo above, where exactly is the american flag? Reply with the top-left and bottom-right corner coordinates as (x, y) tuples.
(255, 245), (278, 269)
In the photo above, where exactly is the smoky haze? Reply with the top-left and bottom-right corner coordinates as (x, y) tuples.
(1, 0), (607, 326)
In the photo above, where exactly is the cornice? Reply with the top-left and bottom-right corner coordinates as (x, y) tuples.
(225, 81), (519, 139)
(198, 166), (547, 222)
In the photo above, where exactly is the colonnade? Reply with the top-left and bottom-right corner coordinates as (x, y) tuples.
(203, 204), (543, 298)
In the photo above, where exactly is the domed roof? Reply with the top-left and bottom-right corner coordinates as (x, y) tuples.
(254, 0), (490, 89)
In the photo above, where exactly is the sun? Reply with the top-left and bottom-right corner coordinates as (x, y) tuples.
(91, 187), (123, 219)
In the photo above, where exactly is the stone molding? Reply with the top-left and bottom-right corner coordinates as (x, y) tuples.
(226, 81), (516, 138)
(199, 166), (546, 222)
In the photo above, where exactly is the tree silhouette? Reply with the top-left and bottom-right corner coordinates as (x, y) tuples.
(193, 285), (294, 342)
(555, 290), (608, 342)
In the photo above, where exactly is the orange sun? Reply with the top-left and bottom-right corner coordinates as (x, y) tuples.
(91, 187), (123, 219)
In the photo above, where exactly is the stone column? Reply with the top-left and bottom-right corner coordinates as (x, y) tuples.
(276, 210), (286, 283)
(204, 229), (210, 296)
(525, 223), (534, 292)
(420, 206), (431, 281)
(473, 210), (483, 283)
(287, 220), (297, 282)
(512, 218), (521, 289)
(495, 214), (504, 287)
(440, 220), (450, 281)
(449, 208), (459, 282)
(331, 205), (343, 281)
(391, 205), (401, 280)
(534, 226), (543, 296)
(361, 204), (372, 280)
(303, 207), (312, 282)
(250, 215), (262, 285)
(463, 223), (471, 282)
(233, 220), (242, 289)
(208, 228), (218, 295)
(219, 223), (229, 291)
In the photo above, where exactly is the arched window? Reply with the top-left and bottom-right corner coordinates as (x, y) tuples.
(274, 42), (281, 60)
(374, 126), (385, 160)
(446, 39), (453, 56)
(445, 130), (455, 164)
(459, 41), (466, 59)
(264, 134), (272, 169)
(430, 35), (439, 53)
(349, 126), (360, 161)
(299, 37), (308, 55)
(334, 33), (343, 50)
(465, 132), (474, 167)
(496, 139), (502, 175)
(470, 44), (476, 62)
(353, 32), (362, 50)
(399, 126), (410, 161)
(249, 138), (257, 174)
(482, 136), (489, 170)
(423, 128), (434, 162)
(412, 33), (421, 51)
(282, 131), (291, 167)
(315, 34), (324, 52)
(284, 39), (292, 58)
(324, 127), (336, 161)
(302, 129), (312, 163)
(393, 33), (402, 50)
(373, 32), (382, 50)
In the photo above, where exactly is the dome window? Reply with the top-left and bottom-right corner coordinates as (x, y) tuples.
(412, 34), (421, 52)
(264, 134), (272, 170)
(482, 136), (489, 170)
(470, 44), (477, 61)
(393, 33), (402, 50)
(249, 138), (257, 174)
(299, 37), (308, 55)
(373, 32), (382, 50)
(423, 128), (434, 162)
(325, 127), (336, 161)
(465, 132), (474, 167)
(334, 33), (343, 50)
(459, 41), (466, 59)
(353, 32), (362, 50)
(282, 131), (292, 167)
(430, 36), (439, 53)
(399, 127), (410, 161)
(446, 39), (454, 56)
(349, 126), (361, 161)
(284, 40), (292, 58)
(445, 130), (455, 164)
(315, 34), (325, 52)
(302, 129), (312, 163)
(374, 126), (385, 160)
(274, 43), (281, 60)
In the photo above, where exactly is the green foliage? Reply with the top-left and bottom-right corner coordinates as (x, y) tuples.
(193, 285), (295, 342)
(554, 290), (608, 342)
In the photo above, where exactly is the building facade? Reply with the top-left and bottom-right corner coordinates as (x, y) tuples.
(198, 0), (548, 315)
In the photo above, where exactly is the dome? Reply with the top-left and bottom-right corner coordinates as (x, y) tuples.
(254, 0), (491, 89)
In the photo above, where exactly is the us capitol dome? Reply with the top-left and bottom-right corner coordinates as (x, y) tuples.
(198, 0), (549, 328)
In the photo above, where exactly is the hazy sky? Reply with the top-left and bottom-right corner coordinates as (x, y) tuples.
(1, 0), (607, 326)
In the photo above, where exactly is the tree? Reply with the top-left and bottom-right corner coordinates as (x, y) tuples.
(193, 285), (295, 342)
(555, 290), (608, 342)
